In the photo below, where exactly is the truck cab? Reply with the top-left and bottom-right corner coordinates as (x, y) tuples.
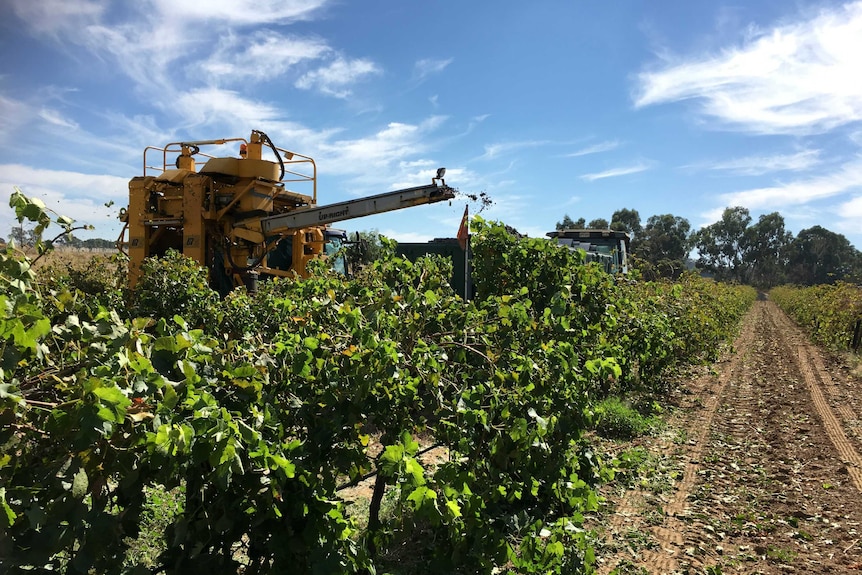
(547, 229), (630, 274)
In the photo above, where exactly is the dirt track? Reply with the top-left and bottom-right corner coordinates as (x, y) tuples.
(594, 299), (862, 574)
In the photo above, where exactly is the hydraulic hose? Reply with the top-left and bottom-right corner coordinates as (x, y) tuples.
(251, 130), (285, 181)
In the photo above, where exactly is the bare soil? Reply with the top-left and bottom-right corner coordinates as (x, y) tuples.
(593, 299), (862, 574)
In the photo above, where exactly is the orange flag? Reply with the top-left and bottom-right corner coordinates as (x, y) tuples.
(457, 205), (469, 250)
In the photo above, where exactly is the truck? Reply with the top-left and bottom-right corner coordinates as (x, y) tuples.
(396, 238), (473, 299)
(546, 228), (630, 274)
(117, 130), (455, 293)
(395, 228), (630, 301)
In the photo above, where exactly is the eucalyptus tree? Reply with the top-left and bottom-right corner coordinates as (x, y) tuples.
(555, 214), (586, 230)
(741, 212), (793, 287)
(637, 214), (691, 277)
(693, 207), (752, 282)
(610, 208), (642, 239)
(786, 226), (862, 285)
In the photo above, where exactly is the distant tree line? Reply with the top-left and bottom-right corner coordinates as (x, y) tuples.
(556, 207), (862, 287)
(9, 205), (856, 287)
(5, 226), (114, 250)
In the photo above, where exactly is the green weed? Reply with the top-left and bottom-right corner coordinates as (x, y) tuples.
(593, 397), (660, 439)
(124, 484), (185, 568)
(766, 546), (797, 564)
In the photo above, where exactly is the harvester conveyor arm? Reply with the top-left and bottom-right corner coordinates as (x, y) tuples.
(260, 181), (456, 235)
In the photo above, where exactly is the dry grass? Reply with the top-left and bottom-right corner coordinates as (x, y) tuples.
(29, 247), (117, 271)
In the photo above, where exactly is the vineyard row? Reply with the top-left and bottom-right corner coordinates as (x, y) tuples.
(1, 199), (756, 574)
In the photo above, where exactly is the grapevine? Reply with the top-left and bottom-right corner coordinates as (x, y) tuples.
(0, 192), (755, 574)
(771, 283), (862, 353)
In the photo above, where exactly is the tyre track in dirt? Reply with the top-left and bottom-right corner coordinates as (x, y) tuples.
(769, 305), (862, 481)
(593, 300), (862, 574)
(792, 343), (862, 491)
(594, 304), (758, 574)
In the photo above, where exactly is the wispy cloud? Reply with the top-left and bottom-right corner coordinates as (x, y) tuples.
(565, 140), (620, 157)
(413, 58), (454, 82)
(7, 0), (360, 101)
(148, 0), (327, 25)
(38, 108), (79, 130)
(635, 2), (862, 135)
(173, 88), (285, 131)
(315, 116), (449, 188)
(3, 0), (392, 164)
(0, 93), (143, 171)
(11, 0), (327, 37)
(7, 0), (106, 36)
(694, 149), (822, 175)
(295, 57), (382, 98)
(199, 32), (331, 83)
(718, 156), (862, 209)
(580, 163), (650, 181)
(477, 140), (550, 160)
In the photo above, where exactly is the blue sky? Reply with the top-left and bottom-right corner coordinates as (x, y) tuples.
(2, 0), (862, 250)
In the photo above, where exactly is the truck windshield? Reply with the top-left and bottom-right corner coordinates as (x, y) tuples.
(554, 238), (624, 274)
